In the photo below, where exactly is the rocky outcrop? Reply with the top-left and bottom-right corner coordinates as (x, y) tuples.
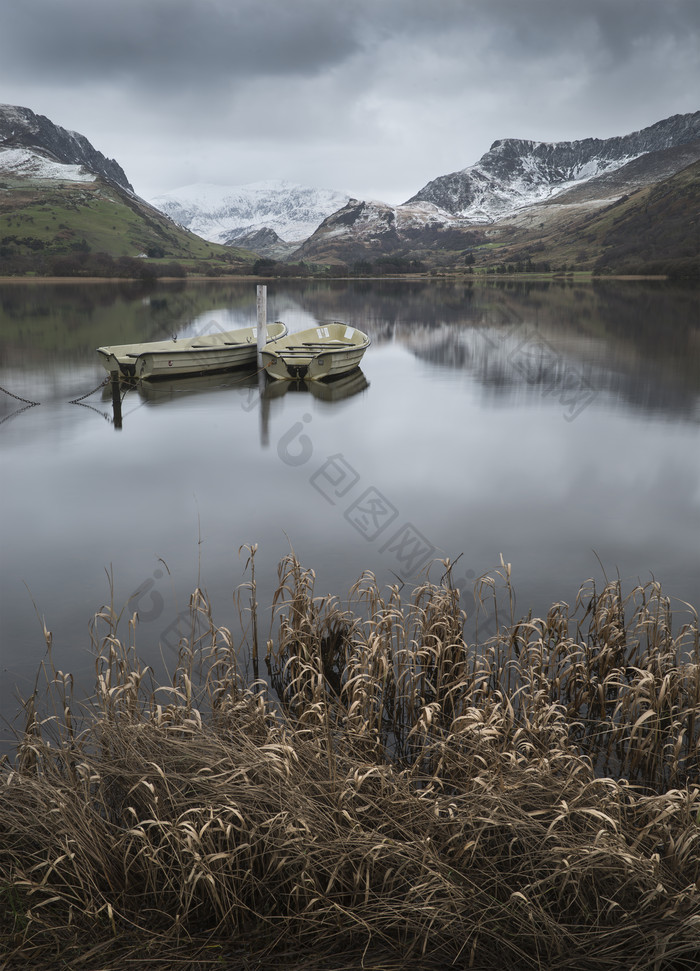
(223, 225), (298, 259)
(291, 198), (485, 263)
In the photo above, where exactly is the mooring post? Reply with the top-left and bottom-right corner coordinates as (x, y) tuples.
(256, 285), (269, 444)
(259, 384), (270, 447)
(256, 284), (267, 369)
(110, 370), (122, 430)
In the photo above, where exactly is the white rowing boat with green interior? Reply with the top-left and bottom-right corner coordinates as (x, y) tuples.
(96, 321), (288, 380)
(261, 322), (370, 381)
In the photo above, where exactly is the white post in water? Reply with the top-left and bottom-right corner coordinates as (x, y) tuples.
(256, 284), (267, 368)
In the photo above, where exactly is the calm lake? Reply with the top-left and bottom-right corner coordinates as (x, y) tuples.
(1, 278), (699, 747)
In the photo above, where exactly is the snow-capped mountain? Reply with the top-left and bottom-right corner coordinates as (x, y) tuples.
(294, 110), (700, 264)
(0, 104), (133, 191)
(149, 180), (351, 247)
(292, 198), (471, 262)
(0, 103), (244, 267)
(406, 111), (700, 221)
(3, 100), (697, 272)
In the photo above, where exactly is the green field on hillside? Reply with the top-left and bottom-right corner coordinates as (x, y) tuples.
(0, 177), (253, 274)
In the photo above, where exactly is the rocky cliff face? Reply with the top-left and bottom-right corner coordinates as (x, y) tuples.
(224, 225), (299, 260)
(407, 111), (700, 221)
(0, 104), (133, 191)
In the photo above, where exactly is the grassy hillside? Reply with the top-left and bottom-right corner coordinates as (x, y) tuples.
(592, 159), (700, 277)
(3, 161), (697, 279)
(0, 175), (255, 275)
(287, 161), (700, 278)
(472, 160), (700, 278)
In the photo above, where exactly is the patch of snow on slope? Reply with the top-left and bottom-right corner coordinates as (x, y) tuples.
(0, 147), (96, 182)
(455, 152), (642, 222)
(396, 201), (456, 229)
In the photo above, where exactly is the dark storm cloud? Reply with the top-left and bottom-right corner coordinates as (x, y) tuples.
(4, 0), (698, 91)
(1, 0), (698, 199)
(1, 0), (362, 86)
(464, 0), (700, 56)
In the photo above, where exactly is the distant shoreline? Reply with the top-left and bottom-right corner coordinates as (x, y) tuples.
(0, 273), (671, 285)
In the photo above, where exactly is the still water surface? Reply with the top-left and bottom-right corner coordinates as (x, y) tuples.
(1, 279), (699, 744)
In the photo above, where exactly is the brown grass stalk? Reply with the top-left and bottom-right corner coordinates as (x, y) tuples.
(1, 555), (700, 969)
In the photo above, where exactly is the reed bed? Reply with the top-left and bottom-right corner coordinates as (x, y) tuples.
(1, 553), (700, 970)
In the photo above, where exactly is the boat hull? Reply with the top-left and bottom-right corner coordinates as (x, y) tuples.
(261, 322), (370, 381)
(97, 322), (287, 380)
(136, 343), (255, 380)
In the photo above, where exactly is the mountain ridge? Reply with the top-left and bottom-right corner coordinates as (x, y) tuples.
(406, 111), (700, 221)
(292, 111), (700, 268)
(1, 102), (698, 276)
(0, 104), (252, 274)
(0, 104), (133, 192)
(146, 109), (700, 270)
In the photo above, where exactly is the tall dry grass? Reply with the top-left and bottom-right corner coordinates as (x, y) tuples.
(1, 553), (700, 969)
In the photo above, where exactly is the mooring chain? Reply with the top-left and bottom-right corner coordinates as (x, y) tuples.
(0, 402), (38, 428)
(68, 377), (109, 404)
(0, 376), (113, 429)
(0, 384), (41, 406)
(3, 363), (269, 422)
(70, 400), (112, 423)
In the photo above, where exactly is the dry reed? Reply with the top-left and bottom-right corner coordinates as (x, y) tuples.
(1, 553), (700, 969)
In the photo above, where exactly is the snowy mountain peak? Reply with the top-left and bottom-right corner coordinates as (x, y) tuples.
(408, 110), (700, 222)
(149, 179), (351, 245)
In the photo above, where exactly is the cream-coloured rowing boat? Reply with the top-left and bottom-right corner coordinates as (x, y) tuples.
(261, 322), (370, 381)
(97, 321), (288, 380)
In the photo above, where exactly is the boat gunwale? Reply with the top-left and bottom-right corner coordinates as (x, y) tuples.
(268, 346), (361, 357)
(97, 321), (287, 359)
(127, 342), (253, 358)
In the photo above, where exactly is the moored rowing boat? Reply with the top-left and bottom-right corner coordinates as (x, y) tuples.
(261, 322), (370, 381)
(97, 321), (288, 379)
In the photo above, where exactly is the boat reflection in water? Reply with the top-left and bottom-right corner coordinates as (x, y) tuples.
(101, 368), (262, 433)
(262, 368), (369, 402)
(107, 366), (369, 408)
(101, 366), (369, 445)
(124, 369), (261, 405)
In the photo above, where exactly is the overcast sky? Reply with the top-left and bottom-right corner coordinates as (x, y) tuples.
(2, 0), (699, 203)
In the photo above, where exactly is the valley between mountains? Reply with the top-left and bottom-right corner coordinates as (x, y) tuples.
(1, 103), (699, 278)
